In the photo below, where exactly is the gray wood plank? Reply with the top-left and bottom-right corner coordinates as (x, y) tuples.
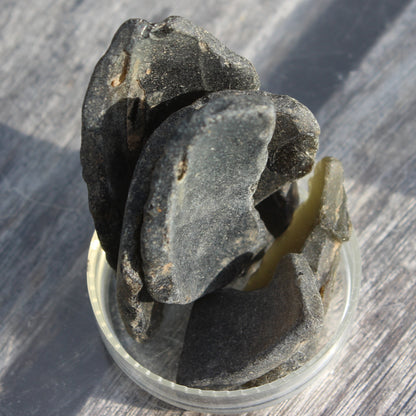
(1, 0), (415, 415)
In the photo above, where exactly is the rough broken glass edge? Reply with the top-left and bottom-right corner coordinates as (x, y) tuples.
(86, 182), (361, 414)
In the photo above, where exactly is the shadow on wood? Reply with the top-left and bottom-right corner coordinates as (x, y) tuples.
(261, 0), (411, 114)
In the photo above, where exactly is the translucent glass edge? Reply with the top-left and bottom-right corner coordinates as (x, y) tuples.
(86, 229), (361, 412)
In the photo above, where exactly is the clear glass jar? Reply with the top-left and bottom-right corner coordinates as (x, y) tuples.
(86, 225), (361, 413)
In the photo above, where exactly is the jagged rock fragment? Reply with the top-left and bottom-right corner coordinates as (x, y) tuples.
(245, 156), (351, 292)
(116, 283), (163, 343)
(255, 93), (320, 203)
(81, 16), (260, 268)
(140, 93), (276, 304)
(301, 157), (351, 288)
(176, 253), (324, 388)
(238, 157), (352, 386)
(117, 105), (196, 341)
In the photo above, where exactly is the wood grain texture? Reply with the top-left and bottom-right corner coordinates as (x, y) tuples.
(0, 0), (415, 415)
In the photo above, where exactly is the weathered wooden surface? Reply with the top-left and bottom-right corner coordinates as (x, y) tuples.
(1, 0), (415, 415)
